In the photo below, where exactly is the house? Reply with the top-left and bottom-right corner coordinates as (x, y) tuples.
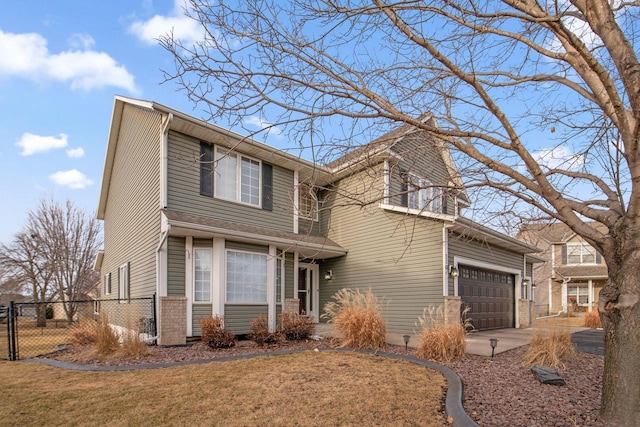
(517, 223), (607, 317)
(95, 96), (542, 345)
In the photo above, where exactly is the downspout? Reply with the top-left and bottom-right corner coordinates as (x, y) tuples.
(156, 224), (171, 297)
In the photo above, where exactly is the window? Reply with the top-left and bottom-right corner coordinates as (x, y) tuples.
(104, 273), (111, 296)
(194, 249), (211, 302)
(215, 147), (261, 206)
(565, 243), (597, 265)
(298, 184), (319, 221)
(119, 262), (130, 301)
(568, 286), (589, 306)
(226, 251), (268, 303)
(405, 174), (443, 213)
(276, 256), (284, 304)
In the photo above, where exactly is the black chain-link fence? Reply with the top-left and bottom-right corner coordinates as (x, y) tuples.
(3, 297), (156, 361)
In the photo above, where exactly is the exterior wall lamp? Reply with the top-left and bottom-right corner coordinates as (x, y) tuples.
(522, 278), (530, 287)
(449, 265), (459, 278)
(324, 270), (333, 280)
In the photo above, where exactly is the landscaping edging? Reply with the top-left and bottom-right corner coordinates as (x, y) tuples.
(25, 348), (477, 427)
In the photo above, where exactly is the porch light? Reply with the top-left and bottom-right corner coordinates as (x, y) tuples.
(449, 265), (459, 278)
(324, 270), (333, 281)
(489, 338), (499, 359)
(403, 334), (411, 350)
(522, 278), (530, 287)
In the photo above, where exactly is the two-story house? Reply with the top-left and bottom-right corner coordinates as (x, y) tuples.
(517, 222), (607, 317)
(95, 96), (541, 345)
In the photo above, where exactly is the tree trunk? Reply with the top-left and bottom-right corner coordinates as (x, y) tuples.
(35, 304), (47, 328)
(599, 252), (640, 425)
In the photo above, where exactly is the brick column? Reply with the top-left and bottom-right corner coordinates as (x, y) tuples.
(444, 296), (462, 326)
(158, 296), (187, 346)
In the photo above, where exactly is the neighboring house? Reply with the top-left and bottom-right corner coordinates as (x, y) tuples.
(95, 96), (541, 345)
(517, 223), (607, 317)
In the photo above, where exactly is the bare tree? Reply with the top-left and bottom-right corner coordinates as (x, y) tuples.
(0, 231), (55, 327)
(160, 1), (640, 423)
(0, 199), (101, 325)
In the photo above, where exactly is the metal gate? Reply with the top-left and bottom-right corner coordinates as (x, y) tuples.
(3, 297), (156, 361)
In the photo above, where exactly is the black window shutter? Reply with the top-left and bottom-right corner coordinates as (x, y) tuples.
(561, 245), (567, 264)
(200, 142), (213, 197)
(262, 162), (273, 211)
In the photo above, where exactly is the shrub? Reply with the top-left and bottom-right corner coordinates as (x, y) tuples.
(93, 313), (120, 356)
(279, 312), (315, 340)
(415, 305), (469, 362)
(120, 311), (149, 359)
(200, 315), (236, 348)
(249, 314), (281, 346)
(46, 305), (54, 319)
(583, 309), (602, 328)
(70, 319), (99, 346)
(522, 328), (577, 369)
(322, 288), (386, 350)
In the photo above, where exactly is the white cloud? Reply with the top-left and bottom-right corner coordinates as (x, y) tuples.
(245, 116), (284, 139)
(128, 0), (205, 46)
(49, 169), (93, 189)
(532, 146), (586, 171)
(66, 147), (85, 158)
(0, 29), (138, 93)
(16, 133), (68, 156)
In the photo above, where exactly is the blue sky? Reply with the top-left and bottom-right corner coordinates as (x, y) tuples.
(0, 0), (252, 244)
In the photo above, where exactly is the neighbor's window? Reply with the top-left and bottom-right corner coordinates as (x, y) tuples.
(298, 184), (319, 221)
(215, 147), (261, 206)
(104, 272), (111, 296)
(566, 243), (596, 265)
(568, 285), (589, 305)
(194, 248), (211, 302)
(226, 251), (268, 303)
(118, 262), (130, 301)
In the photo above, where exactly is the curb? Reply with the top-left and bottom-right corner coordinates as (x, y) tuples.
(25, 348), (478, 427)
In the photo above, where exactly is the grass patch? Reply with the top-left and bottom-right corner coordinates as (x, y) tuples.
(0, 351), (446, 426)
(522, 328), (577, 369)
(322, 288), (387, 350)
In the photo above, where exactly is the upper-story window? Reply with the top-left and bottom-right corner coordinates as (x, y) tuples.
(564, 243), (597, 265)
(199, 142), (273, 211)
(215, 147), (261, 206)
(406, 174), (443, 213)
(298, 184), (319, 221)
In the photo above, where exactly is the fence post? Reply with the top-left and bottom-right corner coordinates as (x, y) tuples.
(8, 301), (17, 361)
(152, 293), (158, 345)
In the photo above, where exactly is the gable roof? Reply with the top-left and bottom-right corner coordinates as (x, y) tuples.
(326, 118), (470, 204)
(518, 222), (608, 244)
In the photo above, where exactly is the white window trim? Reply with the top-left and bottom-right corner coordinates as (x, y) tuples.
(104, 272), (111, 296)
(214, 146), (262, 208)
(118, 262), (130, 302)
(566, 242), (597, 265)
(407, 173), (442, 213)
(225, 248), (269, 305)
(193, 247), (213, 303)
(276, 252), (285, 305)
(297, 183), (319, 222)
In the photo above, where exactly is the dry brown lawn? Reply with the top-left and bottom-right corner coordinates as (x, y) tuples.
(0, 351), (446, 426)
(533, 313), (588, 328)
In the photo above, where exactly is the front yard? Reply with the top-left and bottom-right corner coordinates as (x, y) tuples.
(0, 351), (446, 426)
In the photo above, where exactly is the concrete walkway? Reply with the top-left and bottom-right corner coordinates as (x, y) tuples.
(316, 324), (597, 357)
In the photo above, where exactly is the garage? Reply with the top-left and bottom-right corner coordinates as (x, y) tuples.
(459, 265), (515, 330)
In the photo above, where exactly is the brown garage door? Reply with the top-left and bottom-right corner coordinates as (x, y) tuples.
(459, 265), (514, 330)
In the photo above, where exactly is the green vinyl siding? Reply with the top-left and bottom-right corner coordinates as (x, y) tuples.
(225, 305), (268, 335)
(166, 131), (295, 233)
(194, 238), (213, 247)
(225, 241), (268, 254)
(285, 252), (295, 299)
(192, 304), (213, 337)
(100, 104), (162, 299)
(321, 166), (445, 333)
(167, 236), (185, 296)
(448, 232), (524, 273)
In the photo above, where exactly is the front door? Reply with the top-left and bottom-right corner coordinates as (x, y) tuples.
(298, 263), (319, 322)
